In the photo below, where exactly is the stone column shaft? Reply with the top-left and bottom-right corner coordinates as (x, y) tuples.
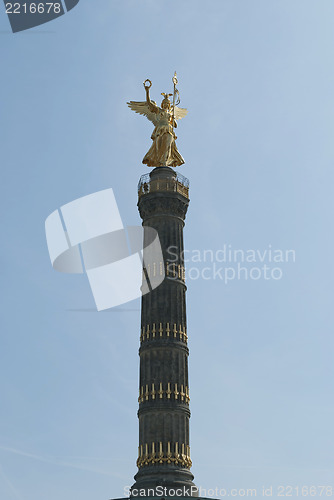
(132, 167), (196, 495)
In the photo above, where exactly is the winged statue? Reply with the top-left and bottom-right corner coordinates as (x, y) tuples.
(127, 75), (187, 168)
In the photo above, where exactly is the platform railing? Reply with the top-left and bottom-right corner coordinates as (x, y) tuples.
(138, 172), (189, 200)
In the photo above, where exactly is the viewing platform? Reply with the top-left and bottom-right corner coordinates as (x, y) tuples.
(138, 169), (189, 201)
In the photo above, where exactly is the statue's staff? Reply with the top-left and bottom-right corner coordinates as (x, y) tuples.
(172, 71), (180, 131)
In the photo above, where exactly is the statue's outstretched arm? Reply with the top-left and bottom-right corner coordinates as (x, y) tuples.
(143, 79), (157, 113)
(145, 86), (151, 103)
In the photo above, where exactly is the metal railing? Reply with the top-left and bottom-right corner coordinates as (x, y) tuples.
(138, 171), (189, 200)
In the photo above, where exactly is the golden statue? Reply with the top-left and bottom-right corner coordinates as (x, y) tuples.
(127, 73), (187, 168)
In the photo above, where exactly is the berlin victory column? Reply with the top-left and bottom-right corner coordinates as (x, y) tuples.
(123, 74), (206, 499)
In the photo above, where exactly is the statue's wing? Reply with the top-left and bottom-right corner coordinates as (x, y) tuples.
(127, 101), (159, 125)
(174, 107), (188, 121)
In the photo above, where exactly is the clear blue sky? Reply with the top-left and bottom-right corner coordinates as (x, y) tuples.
(1, 1), (333, 499)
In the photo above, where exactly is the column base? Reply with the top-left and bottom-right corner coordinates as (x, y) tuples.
(131, 466), (198, 497)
